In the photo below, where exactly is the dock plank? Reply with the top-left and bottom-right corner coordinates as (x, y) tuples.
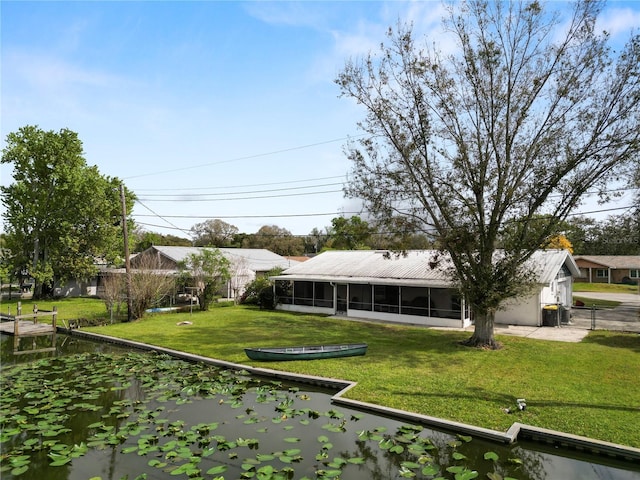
(0, 320), (55, 336)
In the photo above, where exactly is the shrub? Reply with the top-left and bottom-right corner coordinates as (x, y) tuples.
(257, 285), (275, 310)
(240, 276), (272, 305)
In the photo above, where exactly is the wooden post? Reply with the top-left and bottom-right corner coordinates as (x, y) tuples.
(33, 304), (38, 324)
(120, 184), (133, 322)
(17, 301), (22, 316)
(52, 306), (57, 329)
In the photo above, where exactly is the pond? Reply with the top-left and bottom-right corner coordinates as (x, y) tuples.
(1, 334), (638, 480)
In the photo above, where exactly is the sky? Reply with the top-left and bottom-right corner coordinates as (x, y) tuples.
(2, 1), (639, 239)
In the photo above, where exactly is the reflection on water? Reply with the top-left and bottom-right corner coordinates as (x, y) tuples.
(1, 334), (638, 480)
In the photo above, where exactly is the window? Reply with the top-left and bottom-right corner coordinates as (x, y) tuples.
(314, 282), (333, 308)
(630, 269), (640, 279)
(596, 269), (608, 278)
(349, 284), (372, 311)
(293, 281), (313, 306)
(401, 287), (429, 317)
(276, 280), (293, 304)
(374, 285), (399, 313)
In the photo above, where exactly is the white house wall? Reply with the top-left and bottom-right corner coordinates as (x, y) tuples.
(346, 309), (471, 328)
(541, 277), (572, 307)
(495, 293), (540, 326)
(278, 304), (335, 316)
(54, 278), (98, 297)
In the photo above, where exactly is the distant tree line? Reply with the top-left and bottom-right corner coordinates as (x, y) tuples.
(130, 211), (639, 257)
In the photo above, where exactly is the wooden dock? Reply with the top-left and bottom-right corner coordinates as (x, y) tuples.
(1, 303), (58, 354)
(0, 320), (56, 335)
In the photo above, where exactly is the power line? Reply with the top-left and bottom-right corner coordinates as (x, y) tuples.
(123, 135), (366, 181)
(134, 211), (362, 220)
(135, 199), (192, 235)
(138, 189), (343, 203)
(132, 204), (637, 235)
(134, 181), (636, 202)
(138, 182), (345, 198)
(135, 175), (347, 192)
(568, 205), (637, 217)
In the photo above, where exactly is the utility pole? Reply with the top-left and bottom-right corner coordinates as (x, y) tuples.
(120, 184), (133, 321)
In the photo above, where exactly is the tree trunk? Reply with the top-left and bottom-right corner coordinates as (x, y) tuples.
(32, 237), (43, 299)
(461, 310), (502, 350)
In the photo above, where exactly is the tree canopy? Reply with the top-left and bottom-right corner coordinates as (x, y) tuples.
(242, 225), (304, 256)
(191, 219), (239, 247)
(336, 0), (640, 348)
(133, 228), (191, 252)
(565, 215), (639, 255)
(1, 126), (135, 298)
(325, 215), (373, 250)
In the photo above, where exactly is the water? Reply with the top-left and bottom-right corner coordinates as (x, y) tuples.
(1, 334), (638, 480)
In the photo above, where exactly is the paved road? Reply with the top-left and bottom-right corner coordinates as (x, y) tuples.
(573, 292), (640, 306)
(571, 292), (640, 333)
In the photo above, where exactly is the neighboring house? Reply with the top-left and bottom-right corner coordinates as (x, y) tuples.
(131, 246), (298, 299)
(573, 255), (640, 284)
(54, 278), (99, 297)
(271, 249), (578, 328)
(54, 258), (109, 297)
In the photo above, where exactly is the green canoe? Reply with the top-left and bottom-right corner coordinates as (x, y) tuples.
(244, 343), (368, 361)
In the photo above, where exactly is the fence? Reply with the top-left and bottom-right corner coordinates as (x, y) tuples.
(570, 304), (640, 332)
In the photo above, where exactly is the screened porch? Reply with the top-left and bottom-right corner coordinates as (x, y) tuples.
(275, 279), (470, 322)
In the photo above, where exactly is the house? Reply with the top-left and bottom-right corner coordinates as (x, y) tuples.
(573, 255), (640, 284)
(54, 258), (109, 297)
(130, 246), (298, 299)
(271, 249), (579, 328)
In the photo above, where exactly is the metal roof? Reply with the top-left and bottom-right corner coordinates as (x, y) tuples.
(534, 249), (580, 282)
(148, 246), (298, 272)
(273, 249), (579, 285)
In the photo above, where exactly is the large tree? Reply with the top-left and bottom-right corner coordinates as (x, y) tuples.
(336, 0), (639, 348)
(303, 227), (330, 254)
(191, 219), (239, 247)
(566, 214), (640, 255)
(242, 225), (304, 256)
(325, 215), (373, 250)
(1, 126), (135, 298)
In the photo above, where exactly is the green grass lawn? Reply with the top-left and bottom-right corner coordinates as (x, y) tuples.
(5, 297), (639, 448)
(573, 296), (621, 308)
(573, 282), (639, 293)
(1, 297), (126, 325)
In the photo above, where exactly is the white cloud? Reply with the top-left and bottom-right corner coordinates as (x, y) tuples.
(5, 49), (127, 93)
(243, 2), (332, 29)
(597, 7), (640, 38)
